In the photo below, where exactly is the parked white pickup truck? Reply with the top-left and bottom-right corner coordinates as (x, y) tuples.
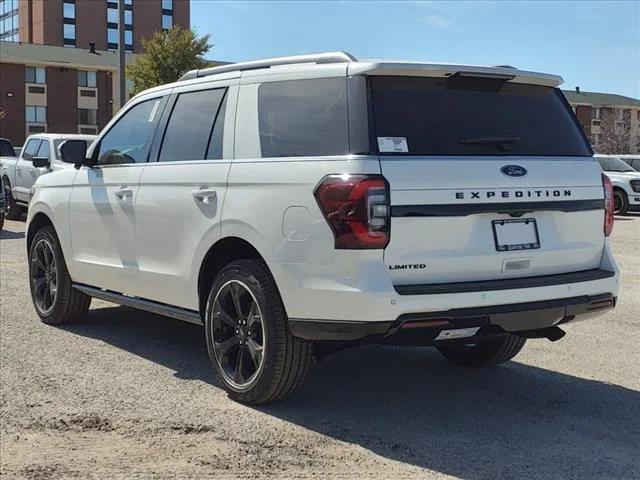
(1, 133), (96, 219)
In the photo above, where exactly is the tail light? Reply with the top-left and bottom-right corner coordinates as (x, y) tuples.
(602, 174), (614, 237)
(314, 174), (390, 249)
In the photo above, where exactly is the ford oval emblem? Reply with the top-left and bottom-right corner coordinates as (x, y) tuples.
(501, 165), (527, 177)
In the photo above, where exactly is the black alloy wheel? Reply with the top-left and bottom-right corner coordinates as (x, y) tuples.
(30, 237), (58, 315)
(210, 279), (266, 390)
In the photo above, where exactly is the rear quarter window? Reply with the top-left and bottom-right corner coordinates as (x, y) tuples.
(370, 76), (591, 157)
(257, 77), (349, 158)
(158, 88), (227, 162)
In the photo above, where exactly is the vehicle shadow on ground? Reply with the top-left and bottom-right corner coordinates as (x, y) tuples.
(65, 305), (639, 480)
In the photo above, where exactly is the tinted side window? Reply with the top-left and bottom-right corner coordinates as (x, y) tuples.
(22, 139), (42, 161)
(207, 95), (226, 160)
(36, 140), (50, 159)
(159, 88), (226, 162)
(258, 78), (349, 158)
(596, 158), (607, 171)
(0, 140), (14, 157)
(54, 139), (93, 162)
(97, 97), (166, 165)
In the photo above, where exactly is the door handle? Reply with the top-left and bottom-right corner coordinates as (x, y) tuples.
(192, 188), (217, 204)
(16, 167), (21, 174)
(30, 169), (36, 177)
(114, 187), (133, 199)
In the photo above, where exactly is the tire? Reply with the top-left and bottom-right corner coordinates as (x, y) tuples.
(613, 189), (628, 215)
(28, 225), (91, 325)
(204, 259), (313, 404)
(437, 334), (526, 367)
(2, 179), (22, 221)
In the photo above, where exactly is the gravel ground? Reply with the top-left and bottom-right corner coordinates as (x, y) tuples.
(1, 215), (639, 480)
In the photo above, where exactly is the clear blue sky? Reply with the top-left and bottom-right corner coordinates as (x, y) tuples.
(191, 0), (640, 98)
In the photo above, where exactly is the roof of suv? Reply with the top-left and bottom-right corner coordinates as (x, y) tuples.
(131, 51), (564, 103)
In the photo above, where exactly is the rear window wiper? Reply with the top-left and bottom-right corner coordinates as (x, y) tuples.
(461, 136), (521, 145)
(461, 136), (521, 152)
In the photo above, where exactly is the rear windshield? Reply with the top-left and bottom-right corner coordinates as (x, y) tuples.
(370, 76), (591, 156)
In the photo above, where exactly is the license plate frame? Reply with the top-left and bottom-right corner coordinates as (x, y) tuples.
(492, 218), (540, 252)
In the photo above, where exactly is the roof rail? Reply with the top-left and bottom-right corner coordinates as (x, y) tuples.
(179, 51), (357, 81)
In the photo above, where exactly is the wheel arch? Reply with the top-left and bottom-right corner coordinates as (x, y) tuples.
(197, 236), (276, 317)
(27, 211), (55, 252)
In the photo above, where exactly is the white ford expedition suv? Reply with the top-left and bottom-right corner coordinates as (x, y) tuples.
(26, 52), (619, 404)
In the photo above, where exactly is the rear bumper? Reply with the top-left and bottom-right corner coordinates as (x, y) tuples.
(393, 268), (614, 295)
(289, 293), (616, 342)
(276, 242), (619, 337)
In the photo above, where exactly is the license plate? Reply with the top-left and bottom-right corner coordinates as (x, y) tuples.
(492, 218), (540, 252)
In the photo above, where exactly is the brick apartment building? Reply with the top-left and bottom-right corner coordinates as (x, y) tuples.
(563, 88), (640, 154)
(0, 0), (190, 146)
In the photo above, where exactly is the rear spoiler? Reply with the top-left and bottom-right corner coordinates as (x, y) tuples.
(348, 62), (563, 88)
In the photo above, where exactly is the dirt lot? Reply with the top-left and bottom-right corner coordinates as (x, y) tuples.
(1, 215), (639, 479)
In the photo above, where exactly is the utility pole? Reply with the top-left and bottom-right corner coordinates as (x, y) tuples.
(117, 0), (126, 110)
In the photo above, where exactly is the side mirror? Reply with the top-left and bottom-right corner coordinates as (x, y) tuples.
(32, 157), (50, 168)
(60, 140), (88, 169)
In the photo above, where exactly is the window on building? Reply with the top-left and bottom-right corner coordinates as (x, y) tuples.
(162, 14), (172, 29)
(63, 23), (75, 44)
(78, 108), (98, 125)
(107, 27), (132, 51)
(26, 67), (46, 84)
(162, 0), (173, 10)
(124, 10), (132, 25)
(107, 28), (118, 44)
(63, 1), (75, 19)
(97, 97), (167, 165)
(26, 106), (47, 123)
(257, 78), (349, 158)
(592, 108), (601, 120)
(78, 70), (97, 88)
(0, 0), (19, 42)
(159, 89), (227, 162)
(107, 7), (118, 24)
(125, 0), (133, 5)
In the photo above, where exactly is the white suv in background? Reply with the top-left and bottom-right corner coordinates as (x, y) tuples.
(26, 52), (619, 404)
(595, 154), (640, 215)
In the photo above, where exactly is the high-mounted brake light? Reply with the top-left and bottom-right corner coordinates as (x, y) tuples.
(602, 174), (614, 237)
(314, 174), (390, 249)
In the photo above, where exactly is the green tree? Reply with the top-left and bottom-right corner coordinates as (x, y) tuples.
(126, 26), (211, 96)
